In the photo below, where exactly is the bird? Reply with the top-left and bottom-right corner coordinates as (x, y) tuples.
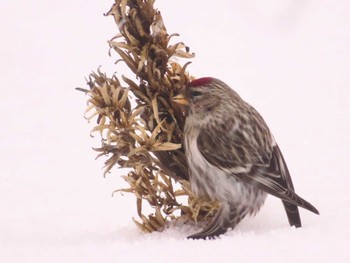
(172, 77), (319, 239)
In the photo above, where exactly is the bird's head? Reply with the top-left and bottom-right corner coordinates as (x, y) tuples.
(172, 77), (240, 117)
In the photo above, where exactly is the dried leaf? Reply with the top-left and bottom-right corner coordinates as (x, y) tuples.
(151, 142), (182, 151)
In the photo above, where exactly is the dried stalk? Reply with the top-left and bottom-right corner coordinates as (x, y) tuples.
(79, 0), (219, 233)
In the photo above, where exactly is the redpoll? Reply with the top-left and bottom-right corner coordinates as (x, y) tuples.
(173, 77), (319, 239)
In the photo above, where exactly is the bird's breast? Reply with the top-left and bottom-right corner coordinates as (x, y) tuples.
(184, 133), (266, 210)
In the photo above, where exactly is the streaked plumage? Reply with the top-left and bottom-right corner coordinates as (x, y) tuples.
(173, 77), (319, 239)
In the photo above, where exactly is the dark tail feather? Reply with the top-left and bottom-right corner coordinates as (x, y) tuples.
(273, 144), (319, 227)
(282, 192), (319, 227)
(283, 201), (301, 227)
(273, 145), (319, 216)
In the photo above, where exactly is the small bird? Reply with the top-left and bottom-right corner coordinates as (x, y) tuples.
(173, 77), (319, 239)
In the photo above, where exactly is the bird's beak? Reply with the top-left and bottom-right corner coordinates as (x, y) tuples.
(172, 91), (188, 105)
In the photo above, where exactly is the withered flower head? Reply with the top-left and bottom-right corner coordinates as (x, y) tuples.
(78, 0), (218, 233)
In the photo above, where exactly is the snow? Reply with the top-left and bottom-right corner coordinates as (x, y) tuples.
(1, 0), (349, 262)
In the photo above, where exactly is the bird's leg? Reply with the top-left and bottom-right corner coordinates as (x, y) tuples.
(187, 202), (243, 240)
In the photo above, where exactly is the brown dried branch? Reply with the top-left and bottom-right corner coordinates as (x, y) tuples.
(79, 0), (218, 233)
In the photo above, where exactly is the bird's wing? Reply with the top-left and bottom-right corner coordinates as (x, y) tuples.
(197, 121), (319, 215)
(196, 113), (273, 173)
(236, 145), (319, 215)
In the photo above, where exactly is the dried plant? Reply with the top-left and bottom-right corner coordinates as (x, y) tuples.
(78, 0), (219, 233)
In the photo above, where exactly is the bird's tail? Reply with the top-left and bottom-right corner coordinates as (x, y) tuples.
(282, 201), (301, 227)
(274, 145), (319, 227)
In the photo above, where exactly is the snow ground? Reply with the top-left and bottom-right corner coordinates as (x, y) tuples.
(1, 1), (349, 262)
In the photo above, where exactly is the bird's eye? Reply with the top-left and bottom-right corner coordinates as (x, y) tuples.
(190, 90), (203, 98)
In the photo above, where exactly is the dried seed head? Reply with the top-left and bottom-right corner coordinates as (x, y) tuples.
(80, 0), (218, 232)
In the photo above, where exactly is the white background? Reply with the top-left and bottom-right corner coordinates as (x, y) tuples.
(1, 0), (349, 262)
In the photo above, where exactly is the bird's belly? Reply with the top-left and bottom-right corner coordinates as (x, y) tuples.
(186, 137), (266, 213)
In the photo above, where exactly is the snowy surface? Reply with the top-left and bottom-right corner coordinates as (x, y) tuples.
(1, 0), (350, 262)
